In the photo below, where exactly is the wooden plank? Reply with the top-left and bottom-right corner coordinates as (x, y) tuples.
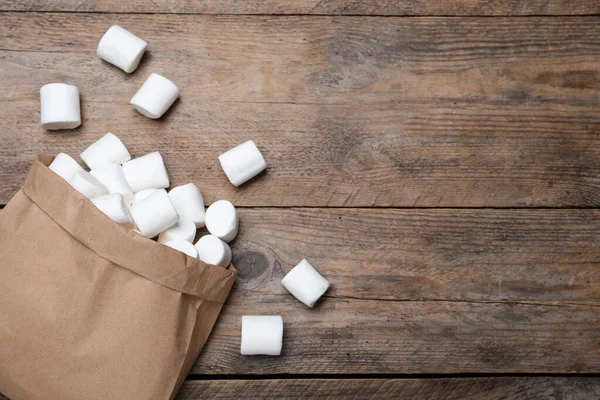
(177, 377), (600, 399)
(2, 0), (599, 16)
(1, 14), (599, 207)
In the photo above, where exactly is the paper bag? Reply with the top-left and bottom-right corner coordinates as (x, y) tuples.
(0, 155), (237, 400)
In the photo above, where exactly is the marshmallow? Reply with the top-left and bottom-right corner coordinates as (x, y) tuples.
(219, 140), (267, 186)
(134, 189), (158, 203)
(91, 193), (133, 226)
(158, 217), (196, 244)
(205, 200), (238, 243)
(163, 239), (199, 259)
(122, 152), (169, 193)
(241, 316), (283, 356)
(80, 132), (131, 169)
(129, 189), (178, 238)
(40, 83), (81, 130)
(168, 183), (205, 228)
(48, 153), (85, 182)
(90, 164), (134, 205)
(281, 259), (330, 308)
(97, 25), (147, 74)
(130, 73), (179, 119)
(68, 171), (109, 199)
(194, 235), (232, 268)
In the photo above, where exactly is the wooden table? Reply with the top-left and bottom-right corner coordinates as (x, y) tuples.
(1, 1), (600, 398)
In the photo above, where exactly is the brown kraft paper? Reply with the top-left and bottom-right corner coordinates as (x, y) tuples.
(0, 155), (237, 400)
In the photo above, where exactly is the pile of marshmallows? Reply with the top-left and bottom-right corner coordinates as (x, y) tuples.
(42, 25), (331, 357)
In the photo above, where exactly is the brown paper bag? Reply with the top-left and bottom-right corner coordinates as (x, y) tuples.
(0, 155), (236, 400)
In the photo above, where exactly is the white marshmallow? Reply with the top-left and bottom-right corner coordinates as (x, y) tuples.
(90, 164), (134, 205)
(40, 83), (81, 130)
(205, 200), (238, 243)
(122, 152), (170, 193)
(129, 189), (178, 238)
(130, 73), (179, 119)
(97, 25), (147, 74)
(48, 153), (85, 182)
(68, 171), (109, 199)
(80, 132), (131, 169)
(158, 216), (196, 244)
(163, 239), (199, 259)
(219, 140), (267, 187)
(194, 235), (232, 268)
(91, 193), (133, 226)
(281, 259), (330, 308)
(133, 188), (158, 203)
(168, 183), (205, 228)
(241, 316), (283, 356)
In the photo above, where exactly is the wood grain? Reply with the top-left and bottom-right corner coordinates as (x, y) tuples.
(1, 13), (599, 207)
(2, 0), (599, 15)
(176, 377), (600, 399)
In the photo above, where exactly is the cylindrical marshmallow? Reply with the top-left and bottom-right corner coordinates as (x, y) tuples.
(80, 132), (131, 169)
(163, 239), (199, 259)
(241, 316), (283, 356)
(158, 216), (197, 244)
(129, 189), (178, 238)
(91, 193), (133, 226)
(281, 259), (330, 308)
(205, 200), (238, 243)
(168, 183), (205, 228)
(68, 171), (109, 199)
(97, 25), (147, 74)
(90, 164), (134, 205)
(194, 235), (232, 267)
(40, 83), (81, 130)
(48, 153), (85, 182)
(133, 188), (158, 203)
(130, 73), (179, 119)
(122, 152), (170, 193)
(218, 140), (267, 187)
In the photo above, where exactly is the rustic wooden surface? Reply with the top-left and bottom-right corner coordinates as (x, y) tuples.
(1, 1), (599, 399)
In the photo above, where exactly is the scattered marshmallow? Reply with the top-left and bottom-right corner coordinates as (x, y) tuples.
(97, 25), (147, 74)
(91, 193), (133, 226)
(68, 171), (109, 199)
(281, 259), (330, 308)
(205, 200), (238, 243)
(219, 140), (266, 186)
(241, 316), (283, 356)
(48, 153), (85, 182)
(122, 152), (169, 193)
(168, 183), (205, 228)
(158, 216), (196, 244)
(80, 132), (131, 169)
(195, 235), (232, 268)
(90, 164), (134, 205)
(133, 188), (158, 203)
(129, 189), (178, 238)
(164, 239), (199, 259)
(40, 83), (81, 130)
(130, 73), (179, 119)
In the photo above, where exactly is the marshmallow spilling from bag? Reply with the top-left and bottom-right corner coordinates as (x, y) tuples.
(122, 152), (170, 193)
(81, 132), (131, 169)
(195, 235), (232, 267)
(241, 316), (283, 356)
(164, 239), (199, 259)
(90, 164), (134, 205)
(158, 217), (196, 244)
(168, 183), (205, 228)
(205, 200), (238, 243)
(219, 140), (267, 187)
(129, 189), (178, 238)
(97, 25), (147, 73)
(40, 83), (81, 130)
(133, 188), (158, 203)
(130, 73), (179, 119)
(281, 259), (330, 307)
(91, 193), (133, 226)
(68, 171), (109, 199)
(48, 153), (85, 182)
